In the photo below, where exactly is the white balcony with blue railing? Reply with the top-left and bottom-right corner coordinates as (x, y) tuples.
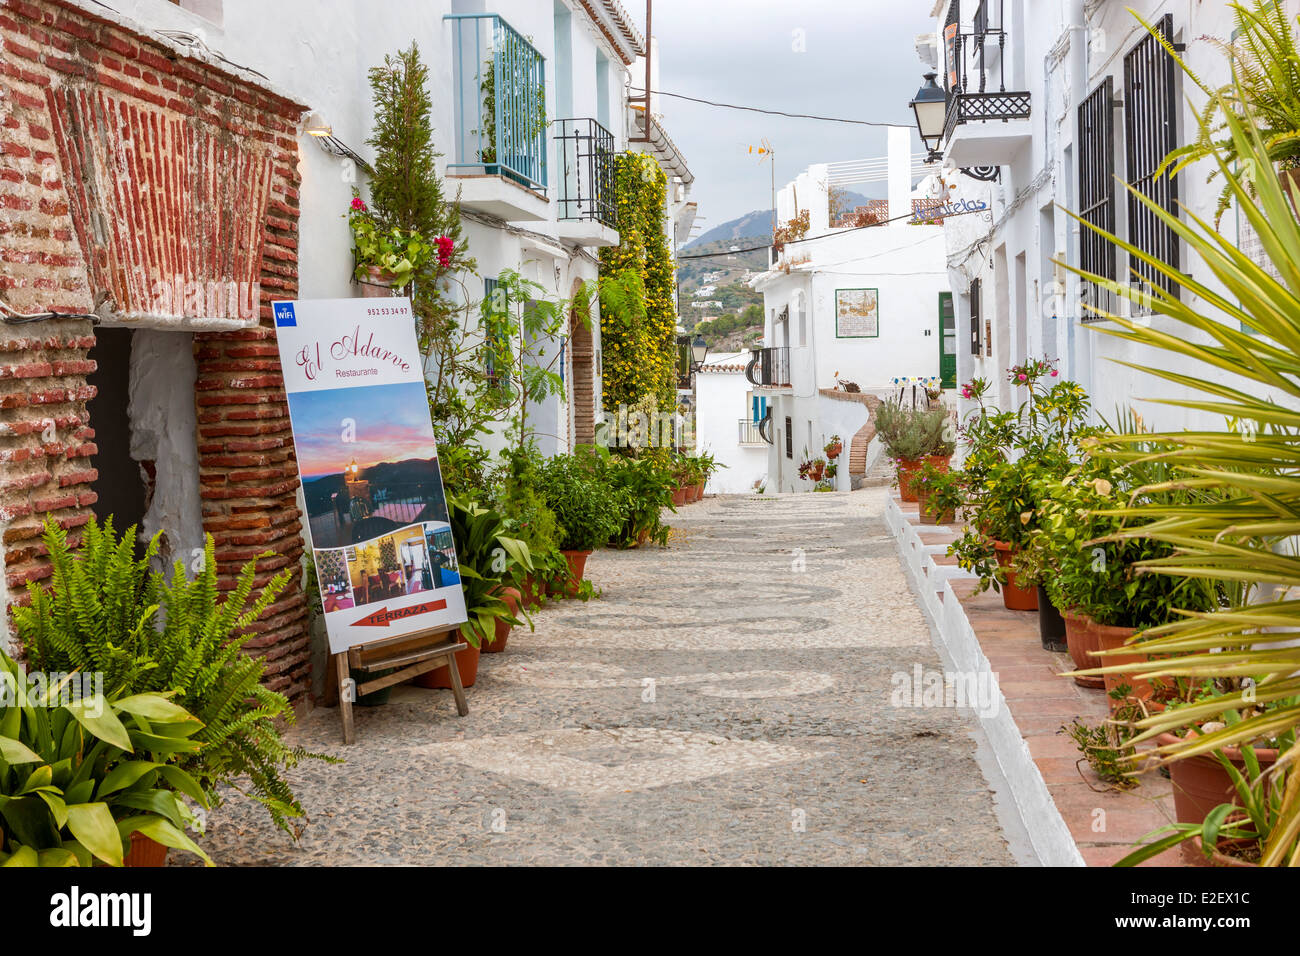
(445, 13), (550, 222)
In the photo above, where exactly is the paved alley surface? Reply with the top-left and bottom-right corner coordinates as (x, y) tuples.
(192, 489), (1016, 865)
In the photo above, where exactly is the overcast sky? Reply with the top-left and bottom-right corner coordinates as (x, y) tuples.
(646, 0), (935, 235)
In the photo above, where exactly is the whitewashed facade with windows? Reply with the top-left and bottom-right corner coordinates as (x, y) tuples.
(921, 0), (1298, 429)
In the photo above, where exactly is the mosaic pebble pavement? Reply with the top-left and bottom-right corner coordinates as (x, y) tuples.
(184, 488), (1014, 866)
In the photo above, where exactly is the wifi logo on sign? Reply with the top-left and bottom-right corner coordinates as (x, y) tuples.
(274, 303), (297, 327)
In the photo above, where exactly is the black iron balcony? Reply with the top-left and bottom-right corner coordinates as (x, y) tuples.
(745, 347), (791, 388)
(738, 419), (766, 446)
(941, 0), (1031, 149)
(554, 117), (617, 229)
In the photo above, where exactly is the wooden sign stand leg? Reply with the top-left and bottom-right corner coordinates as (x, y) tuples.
(334, 629), (469, 745)
(335, 651), (355, 745)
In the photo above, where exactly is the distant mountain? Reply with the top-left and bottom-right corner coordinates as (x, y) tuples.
(686, 210), (774, 249)
(684, 190), (874, 250)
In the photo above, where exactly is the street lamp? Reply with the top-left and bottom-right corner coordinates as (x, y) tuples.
(909, 72), (948, 164)
(691, 335), (709, 370)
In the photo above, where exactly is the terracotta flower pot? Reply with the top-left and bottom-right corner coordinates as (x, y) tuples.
(483, 587), (520, 654)
(1158, 733), (1279, 828)
(1093, 622), (1156, 712)
(357, 265), (404, 298)
(1063, 610), (1105, 688)
(415, 630), (480, 689)
(896, 455), (949, 503)
(991, 540), (1038, 611)
(560, 549), (591, 597)
(1186, 834), (1258, 868)
(519, 573), (545, 609)
(809, 465), (825, 483)
(825, 442), (842, 459)
(123, 831), (169, 867)
(916, 489), (955, 525)
(671, 486), (688, 507)
(692, 481), (705, 502)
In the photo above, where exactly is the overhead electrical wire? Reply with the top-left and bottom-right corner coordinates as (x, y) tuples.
(676, 203), (987, 260)
(628, 87), (912, 128)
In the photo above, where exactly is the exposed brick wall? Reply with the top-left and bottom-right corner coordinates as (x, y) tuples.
(0, 0), (312, 704)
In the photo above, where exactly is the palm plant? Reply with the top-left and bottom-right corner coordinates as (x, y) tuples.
(1062, 71), (1300, 865)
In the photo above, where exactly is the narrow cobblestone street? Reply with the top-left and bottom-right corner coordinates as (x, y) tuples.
(196, 490), (1016, 865)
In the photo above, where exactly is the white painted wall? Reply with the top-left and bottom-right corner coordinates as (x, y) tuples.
(694, 363), (767, 495)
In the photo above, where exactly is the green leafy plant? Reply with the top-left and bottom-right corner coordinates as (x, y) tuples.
(14, 517), (325, 835)
(347, 197), (433, 290)
(600, 153), (677, 411)
(535, 450), (624, 552)
(1063, 715), (1138, 790)
(446, 495), (532, 649)
(919, 465), (965, 521)
(594, 449), (676, 548)
(481, 269), (590, 454)
(874, 403), (953, 461)
(0, 650), (211, 867)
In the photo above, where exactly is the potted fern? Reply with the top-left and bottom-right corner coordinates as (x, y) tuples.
(14, 517), (330, 845)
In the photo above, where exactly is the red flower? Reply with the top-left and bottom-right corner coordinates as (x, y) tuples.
(350, 197), (367, 212)
(436, 235), (455, 267)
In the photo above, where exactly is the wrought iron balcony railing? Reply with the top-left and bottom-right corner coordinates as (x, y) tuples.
(445, 13), (548, 192)
(554, 117), (617, 228)
(738, 419), (766, 446)
(745, 347), (791, 388)
(941, 0), (1031, 147)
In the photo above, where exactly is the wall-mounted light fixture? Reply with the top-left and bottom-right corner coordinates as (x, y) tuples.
(302, 112), (373, 174)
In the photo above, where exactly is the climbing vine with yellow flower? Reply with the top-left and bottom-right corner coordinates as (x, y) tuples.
(599, 153), (677, 411)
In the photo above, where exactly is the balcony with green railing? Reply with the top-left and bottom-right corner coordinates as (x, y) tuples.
(445, 13), (548, 204)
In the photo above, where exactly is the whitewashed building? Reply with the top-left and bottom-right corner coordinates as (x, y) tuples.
(918, 0), (1295, 427)
(747, 130), (952, 493)
(692, 353), (769, 495)
(109, 0), (693, 464)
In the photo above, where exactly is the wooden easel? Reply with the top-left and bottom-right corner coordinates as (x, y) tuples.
(334, 628), (468, 744)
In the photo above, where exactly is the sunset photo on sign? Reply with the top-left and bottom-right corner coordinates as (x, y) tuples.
(287, 381), (449, 551)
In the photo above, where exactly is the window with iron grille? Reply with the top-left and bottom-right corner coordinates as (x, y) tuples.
(1123, 15), (1180, 302)
(1078, 77), (1116, 321)
(483, 277), (510, 390)
(785, 417), (793, 459)
(969, 278), (983, 355)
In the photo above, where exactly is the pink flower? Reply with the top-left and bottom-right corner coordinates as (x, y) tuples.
(350, 197), (367, 212)
(1018, 373), (1027, 382)
(1050, 370), (1059, 377)
(436, 235), (455, 268)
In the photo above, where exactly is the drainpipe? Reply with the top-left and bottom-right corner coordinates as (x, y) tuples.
(1064, 0), (1091, 401)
